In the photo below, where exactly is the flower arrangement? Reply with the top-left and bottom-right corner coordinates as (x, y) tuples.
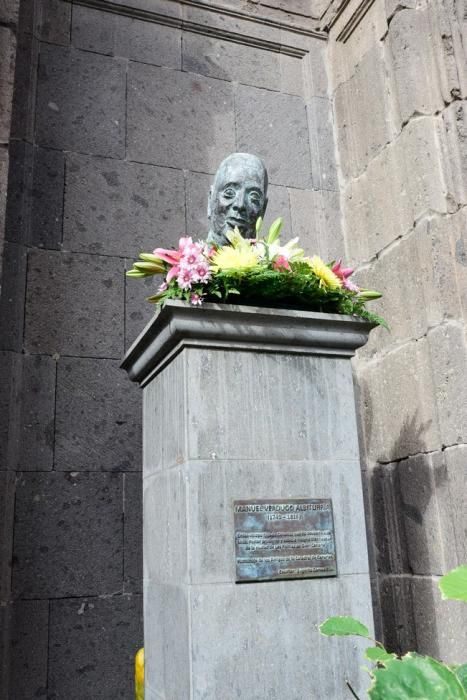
(126, 217), (385, 326)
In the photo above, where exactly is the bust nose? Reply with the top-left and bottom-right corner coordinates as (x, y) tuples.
(232, 190), (247, 214)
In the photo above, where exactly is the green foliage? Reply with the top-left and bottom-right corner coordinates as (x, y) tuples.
(454, 665), (467, 692)
(439, 565), (467, 602)
(319, 616), (370, 638)
(365, 647), (397, 664)
(369, 654), (466, 700)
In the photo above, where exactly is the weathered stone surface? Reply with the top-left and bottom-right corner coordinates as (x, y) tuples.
(380, 575), (467, 663)
(182, 3), (280, 45)
(186, 349), (360, 461)
(36, 0), (71, 45)
(189, 577), (372, 699)
(289, 187), (343, 260)
(344, 116), (451, 262)
(280, 54), (304, 97)
(124, 264), (158, 350)
(429, 321), (467, 447)
(0, 241), (26, 352)
(12, 354), (55, 470)
(329, 0), (388, 90)
(142, 352), (186, 475)
(0, 472), (15, 598)
(442, 100), (467, 207)
(13, 472), (123, 598)
(63, 154), (185, 257)
(143, 469), (186, 584)
(183, 32), (279, 90)
(123, 473), (142, 592)
(48, 594), (143, 700)
(55, 357), (141, 471)
(72, 5), (181, 68)
(438, 445), (467, 569)
(127, 63), (234, 172)
(9, 600), (48, 699)
(302, 38), (328, 99)
(236, 84), (312, 188)
(334, 44), (398, 180)
(307, 96), (339, 190)
(0, 0), (19, 24)
(0, 352), (15, 468)
(355, 338), (440, 464)
(388, 5), (466, 130)
(6, 142), (64, 249)
(0, 26), (16, 144)
(24, 250), (124, 357)
(9, 30), (39, 142)
(35, 45), (126, 157)
(144, 583), (190, 698)
(355, 214), (465, 359)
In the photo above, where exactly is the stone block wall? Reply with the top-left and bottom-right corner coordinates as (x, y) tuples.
(326, 0), (467, 662)
(0, 1), (340, 696)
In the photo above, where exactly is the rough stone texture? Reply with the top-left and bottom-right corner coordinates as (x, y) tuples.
(124, 265), (158, 351)
(343, 116), (451, 263)
(54, 357), (141, 471)
(63, 154), (185, 257)
(442, 100), (467, 207)
(12, 471), (123, 598)
(124, 473), (142, 592)
(9, 23), (39, 143)
(127, 63), (234, 172)
(236, 84), (312, 188)
(280, 54), (304, 97)
(307, 96), (339, 190)
(0, 471), (15, 598)
(334, 44), (398, 180)
(0, 352), (16, 469)
(0, 241), (26, 352)
(36, 0), (71, 45)
(9, 600), (49, 699)
(24, 249), (124, 358)
(289, 187), (343, 260)
(35, 44), (126, 157)
(0, 26), (16, 145)
(72, 5), (181, 68)
(183, 32), (280, 90)
(48, 594), (143, 700)
(10, 353), (56, 471)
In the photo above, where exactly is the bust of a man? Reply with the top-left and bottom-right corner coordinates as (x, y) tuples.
(207, 153), (268, 246)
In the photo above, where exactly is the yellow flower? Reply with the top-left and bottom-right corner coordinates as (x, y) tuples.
(307, 255), (342, 290)
(211, 230), (260, 271)
(135, 648), (144, 700)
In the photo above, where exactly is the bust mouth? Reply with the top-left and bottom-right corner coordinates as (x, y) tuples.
(226, 217), (248, 229)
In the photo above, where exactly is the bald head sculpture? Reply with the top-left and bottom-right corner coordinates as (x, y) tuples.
(207, 153), (268, 246)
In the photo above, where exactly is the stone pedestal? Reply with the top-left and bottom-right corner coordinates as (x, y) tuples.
(122, 301), (375, 700)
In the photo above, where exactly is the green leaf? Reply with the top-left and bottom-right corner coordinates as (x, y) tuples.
(369, 653), (467, 700)
(319, 616), (370, 638)
(439, 565), (467, 602)
(365, 646), (397, 664)
(138, 253), (164, 264)
(267, 217), (283, 244)
(455, 664), (467, 692)
(133, 261), (165, 273)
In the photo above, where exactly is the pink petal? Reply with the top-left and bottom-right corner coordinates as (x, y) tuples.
(166, 265), (180, 282)
(153, 248), (180, 265)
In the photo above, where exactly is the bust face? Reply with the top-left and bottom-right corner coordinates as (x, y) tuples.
(208, 154), (268, 244)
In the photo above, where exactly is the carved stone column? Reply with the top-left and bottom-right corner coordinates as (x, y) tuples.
(122, 300), (375, 699)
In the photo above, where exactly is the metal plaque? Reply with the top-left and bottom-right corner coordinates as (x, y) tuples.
(234, 498), (337, 583)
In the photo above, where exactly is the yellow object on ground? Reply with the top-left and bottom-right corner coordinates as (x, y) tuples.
(135, 647), (144, 700)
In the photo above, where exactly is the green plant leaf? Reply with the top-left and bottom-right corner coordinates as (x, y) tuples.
(126, 269), (147, 278)
(369, 653), (467, 700)
(267, 217), (283, 244)
(365, 646), (397, 664)
(255, 216), (263, 236)
(439, 565), (467, 602)
(319, 616), (370, 638)
(455, 665), (467, 692)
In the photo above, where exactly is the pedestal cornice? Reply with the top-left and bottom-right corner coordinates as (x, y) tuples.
(121, 300), (374, 386)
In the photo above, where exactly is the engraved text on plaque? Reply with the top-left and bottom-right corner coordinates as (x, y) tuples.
(234, 498), (337, 582)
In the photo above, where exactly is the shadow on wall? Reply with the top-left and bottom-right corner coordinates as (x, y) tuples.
(366, 396), (447, 659)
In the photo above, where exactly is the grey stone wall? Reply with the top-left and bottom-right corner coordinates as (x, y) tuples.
(327, 0), (467, 663)
(0, 0), (339, 697)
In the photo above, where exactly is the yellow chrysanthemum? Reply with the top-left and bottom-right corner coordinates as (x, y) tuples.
(211, 242), (260, 271)
(307, 255), (342, 290)
(135, 648), (144, 700)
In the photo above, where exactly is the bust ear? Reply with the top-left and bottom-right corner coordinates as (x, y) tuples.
(207, 186), (213, 220)
(262, 196), (268, 217)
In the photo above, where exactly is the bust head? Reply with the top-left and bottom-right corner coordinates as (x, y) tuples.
(207, 153), (268, 245)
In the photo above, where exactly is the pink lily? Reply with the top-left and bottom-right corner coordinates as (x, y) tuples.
(332, 259), (359, 291)
(153, 237), (193, 266)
